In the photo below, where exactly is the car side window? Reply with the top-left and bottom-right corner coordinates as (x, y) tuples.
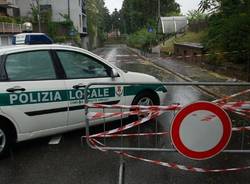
(57, 51), (110, 79)
(5, 51), (56, 81)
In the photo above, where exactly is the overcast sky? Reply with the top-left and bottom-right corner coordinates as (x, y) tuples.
(104, 0), (201, 14)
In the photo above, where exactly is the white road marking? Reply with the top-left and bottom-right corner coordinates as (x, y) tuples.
(49, 135), (62, 145)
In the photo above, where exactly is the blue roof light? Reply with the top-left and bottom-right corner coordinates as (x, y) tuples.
(12, 33), (54, 45)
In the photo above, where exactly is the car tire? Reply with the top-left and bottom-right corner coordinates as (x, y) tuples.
(130, 91), (159, 120)
(132, 91), (159, 106)
(0, 126), (11, 158)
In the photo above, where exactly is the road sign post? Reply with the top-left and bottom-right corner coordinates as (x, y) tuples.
(171, 101), (232, 160)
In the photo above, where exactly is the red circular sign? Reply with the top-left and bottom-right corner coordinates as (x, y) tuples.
(170, 101), (232, 160)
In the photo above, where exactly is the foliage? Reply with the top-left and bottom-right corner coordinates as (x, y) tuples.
(0, 16), (17, 23)
(198, 0), (220, 14)
(120, 0), (181, 34)
(199, 0), (250, 63)
(86, 0), (110, 49)
(30, 0), (39, 23)
(187, 10), (207, 22)
(47, 14), (81, 46)
(111, 9), (120, 31)
(161, 31), (208, 55)
(127, 28), (157, 49)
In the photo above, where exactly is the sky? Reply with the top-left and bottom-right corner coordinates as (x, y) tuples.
(104, 0), (201, 15)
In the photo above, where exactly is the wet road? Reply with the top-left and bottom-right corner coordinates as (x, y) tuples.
(1, 44), (250, 184)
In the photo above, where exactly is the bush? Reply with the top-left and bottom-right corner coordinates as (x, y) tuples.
(127, 28), (157, 50)
(204, 13), (250, 64)
(0, 16), (16, 23)
(54, 36), (67, 43)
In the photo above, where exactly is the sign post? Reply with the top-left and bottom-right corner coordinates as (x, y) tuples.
(171, 101), (232, 160)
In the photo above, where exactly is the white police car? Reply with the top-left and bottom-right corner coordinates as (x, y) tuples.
(0, 44), (167, 156)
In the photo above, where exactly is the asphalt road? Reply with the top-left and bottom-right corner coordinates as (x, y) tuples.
(1, 44), (250, 184)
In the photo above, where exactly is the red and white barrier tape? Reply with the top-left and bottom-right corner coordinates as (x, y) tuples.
(85, 89), (250, 172)
(88, 110), (152, 120)
(86, 103), (181, 111)
(88, 111), (160, 138)
(213, 89), (250, 104)
(84, 132), (168, 138)
(89, 136), (250, 173)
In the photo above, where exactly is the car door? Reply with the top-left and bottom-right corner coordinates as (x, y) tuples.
(0, 50), (68, 134)
(55, 49), (125, 127)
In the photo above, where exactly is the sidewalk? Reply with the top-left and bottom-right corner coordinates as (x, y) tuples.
(128, 47), (250, 100)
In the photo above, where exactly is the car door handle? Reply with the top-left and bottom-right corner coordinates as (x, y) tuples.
(73, 84), (86, 89)
(6, 86), (26, 93)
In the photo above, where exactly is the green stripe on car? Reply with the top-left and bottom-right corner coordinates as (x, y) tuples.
(0, 85), (166, 106)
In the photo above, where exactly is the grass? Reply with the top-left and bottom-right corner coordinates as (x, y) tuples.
(160, 30), (207, 55)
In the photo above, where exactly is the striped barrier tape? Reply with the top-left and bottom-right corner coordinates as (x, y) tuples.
(84, 132), (168, 138)
(87, 109), (158, 121)
(85, 89), (250, 172)
(89, 136), (250, 173)
(87, 101), (250, 134)
(86, 103), (181, 111)
(88, 111), (160, 138)
(213, 89), (250, 104)
(87, 101), (250, 122)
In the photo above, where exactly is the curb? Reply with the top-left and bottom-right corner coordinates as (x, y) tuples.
(126, 46), (221, 99)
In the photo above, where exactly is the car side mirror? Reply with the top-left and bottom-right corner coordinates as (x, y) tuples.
(110, 69), (119, 78)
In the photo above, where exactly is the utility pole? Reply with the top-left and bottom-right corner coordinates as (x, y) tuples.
(68, 0), (70, 19)
(158, 0), (161, 19)
(36, 0), (41, 32)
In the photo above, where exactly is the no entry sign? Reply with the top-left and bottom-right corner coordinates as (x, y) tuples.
(171, 101), (232, 160)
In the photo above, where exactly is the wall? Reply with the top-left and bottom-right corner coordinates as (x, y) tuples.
(0, 35), (13, 46)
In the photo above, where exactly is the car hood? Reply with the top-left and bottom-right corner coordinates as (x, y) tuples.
(123, 71), (160, 83)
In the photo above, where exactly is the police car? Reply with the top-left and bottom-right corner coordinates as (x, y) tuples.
(0, 44), (167, 156)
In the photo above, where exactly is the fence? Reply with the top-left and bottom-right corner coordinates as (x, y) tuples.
(83, 82), (250, 183)
(0, 22), (22, 33)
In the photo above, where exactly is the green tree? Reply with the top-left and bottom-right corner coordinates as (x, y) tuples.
(86, 0), (110, 48)
(111, 9), (121, 31)
(199, 0), (250, 63)
(120, 0), (180, 34)
(187, 10), (207, 22)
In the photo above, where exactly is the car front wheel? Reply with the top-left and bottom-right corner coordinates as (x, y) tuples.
(0, 126), (10, 158)
(132, 91), (159, 106)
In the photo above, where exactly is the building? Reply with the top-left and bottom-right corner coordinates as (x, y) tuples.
(16, 0), (88, 48)
(0, 0), (22, 46)
(0, 0), (20, 17)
